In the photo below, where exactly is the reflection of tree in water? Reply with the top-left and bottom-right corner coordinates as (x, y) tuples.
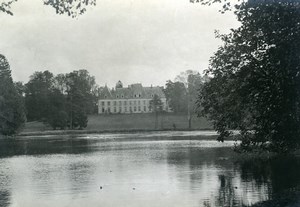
(215, 174), (241, 207)
(166, 146), (243, 206)
(166, 145), (300, 207)
(0, 136), (96, 157)
(0, 190), (10, 207)
(238, 156), (300, 206)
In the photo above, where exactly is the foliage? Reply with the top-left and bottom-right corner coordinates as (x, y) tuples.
(65, 69), (96, 129)
(174, 70), (203, 111)
(24, 69), (97, 130)
(25, 71), (54, 121)
(0, 0), (96, 18)
(0, 0), (17, 15)
(44, 0), (96, 18)
(47, 89), (68, 129)
(170, 70), (204, 129)
(14, 81), (25, 96)
(24, 70), (69, 129)
(149, 94), (163, 129)
(165, 70), (203, 114)
(149, 94), (163, 113)
(164, 81), (187, 113)
(197, 1), (300, 153)
(0, 54), (26, 135)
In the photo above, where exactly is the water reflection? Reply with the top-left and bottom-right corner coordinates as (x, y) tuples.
(0, 133), (299, 207)
(0, 190), (10, 207)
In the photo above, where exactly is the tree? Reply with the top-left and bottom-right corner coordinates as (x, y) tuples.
(0, 54), (26, 135)
(175, 70), (204, 129)
(149, 94), (163, 129)
(65, 70), (96, 129)
(164, 80), (187, 113)
(14, 81), (26, 97)
(197, 1), (300, 153)
(53, 73), (67, 94)
(25, 70), (54, 121)
(24, 69), (97, 130)
(0, 0), (96, 18)
(24, 71), (69, 129)
(47, 88), (68, 129)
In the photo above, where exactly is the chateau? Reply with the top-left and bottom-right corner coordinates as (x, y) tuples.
(98, 81), (169, 114)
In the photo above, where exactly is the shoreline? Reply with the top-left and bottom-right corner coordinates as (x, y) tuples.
(17, 128), (215, 137)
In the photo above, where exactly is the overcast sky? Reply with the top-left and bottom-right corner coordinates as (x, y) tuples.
(0, 0), (239, 88)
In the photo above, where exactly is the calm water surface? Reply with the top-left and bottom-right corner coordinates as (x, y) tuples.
(0, 131), (300, 207)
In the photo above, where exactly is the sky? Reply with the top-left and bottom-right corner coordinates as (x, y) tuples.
(0, 0), (240, 88)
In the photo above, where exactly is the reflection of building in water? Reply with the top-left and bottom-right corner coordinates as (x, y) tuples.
(97, 81), (170, 114)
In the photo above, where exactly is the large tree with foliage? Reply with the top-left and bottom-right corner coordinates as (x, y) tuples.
(25, 70), (54, 121)
(197, 1), (300, 153)
(25, 70), (68, 129)
(65, 70), (96, 129)
(164, 81), (187, 113)
(25, 69), (97, 130)
(0, 54), (26, 135)
(175, 70), (204, 129)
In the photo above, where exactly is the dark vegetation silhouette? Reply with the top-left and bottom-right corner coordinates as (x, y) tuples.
(0, 54), (26, 135)
(197, 0), (300, 153)
(165, 70), (204, 129)
(149, 94), (163, 129)
(25, 70), (98, 130)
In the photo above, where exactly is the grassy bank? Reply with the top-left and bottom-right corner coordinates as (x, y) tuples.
(87, 113), (212, 131)
(20, 113), (213, 136)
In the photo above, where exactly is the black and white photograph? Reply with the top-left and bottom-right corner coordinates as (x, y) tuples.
(1, 0), (300, 206)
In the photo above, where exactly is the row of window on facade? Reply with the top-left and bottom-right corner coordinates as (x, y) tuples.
(101, 100), (152, 106)
(101, 105), (149, 113)
(104, 94), (155, 99)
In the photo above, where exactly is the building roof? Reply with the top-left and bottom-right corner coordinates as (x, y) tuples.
(99, 83), (166, 99)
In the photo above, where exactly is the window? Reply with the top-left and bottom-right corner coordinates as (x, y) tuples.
(107, 101), (110, 106)
(144, 106), (146, 111)
(134, 106), (137, 112)
(125, 107), (127, 112)
(116, 95), (119, 98)
(113, 101), (116, 106)
(119, 101), (122, 105)
(124, 101), (127, 105)
(108, 107), (111, 113)
(138, 106), (141, 111)
(102, 101), (105, 106)
(138, 100), (140, 105)
(114, 107), (117, 113)
(121, 95), (124, 98)
(119, 107), (122, 112)
(139, 94), (141, 97)
(143, 100), (146, 105)
(129, 101), (132, 105)
(102, 108), (105, 113)
(134, 100), (136, 105)
(151, 94), (154, 98)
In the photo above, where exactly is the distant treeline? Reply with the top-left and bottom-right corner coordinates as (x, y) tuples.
(23, 70), (98, 130)
(0, 53), (206, 135)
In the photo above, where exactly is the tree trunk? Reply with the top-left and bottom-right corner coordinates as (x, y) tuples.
(161, 112), (164, 129)
(188, 115), (192, 130)
(155, 112), (158, 129)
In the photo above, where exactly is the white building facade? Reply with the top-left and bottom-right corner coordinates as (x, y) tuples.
(98, 81), (169, 114)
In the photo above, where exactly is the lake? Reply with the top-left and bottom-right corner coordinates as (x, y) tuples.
(0, 131), (299, 207)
